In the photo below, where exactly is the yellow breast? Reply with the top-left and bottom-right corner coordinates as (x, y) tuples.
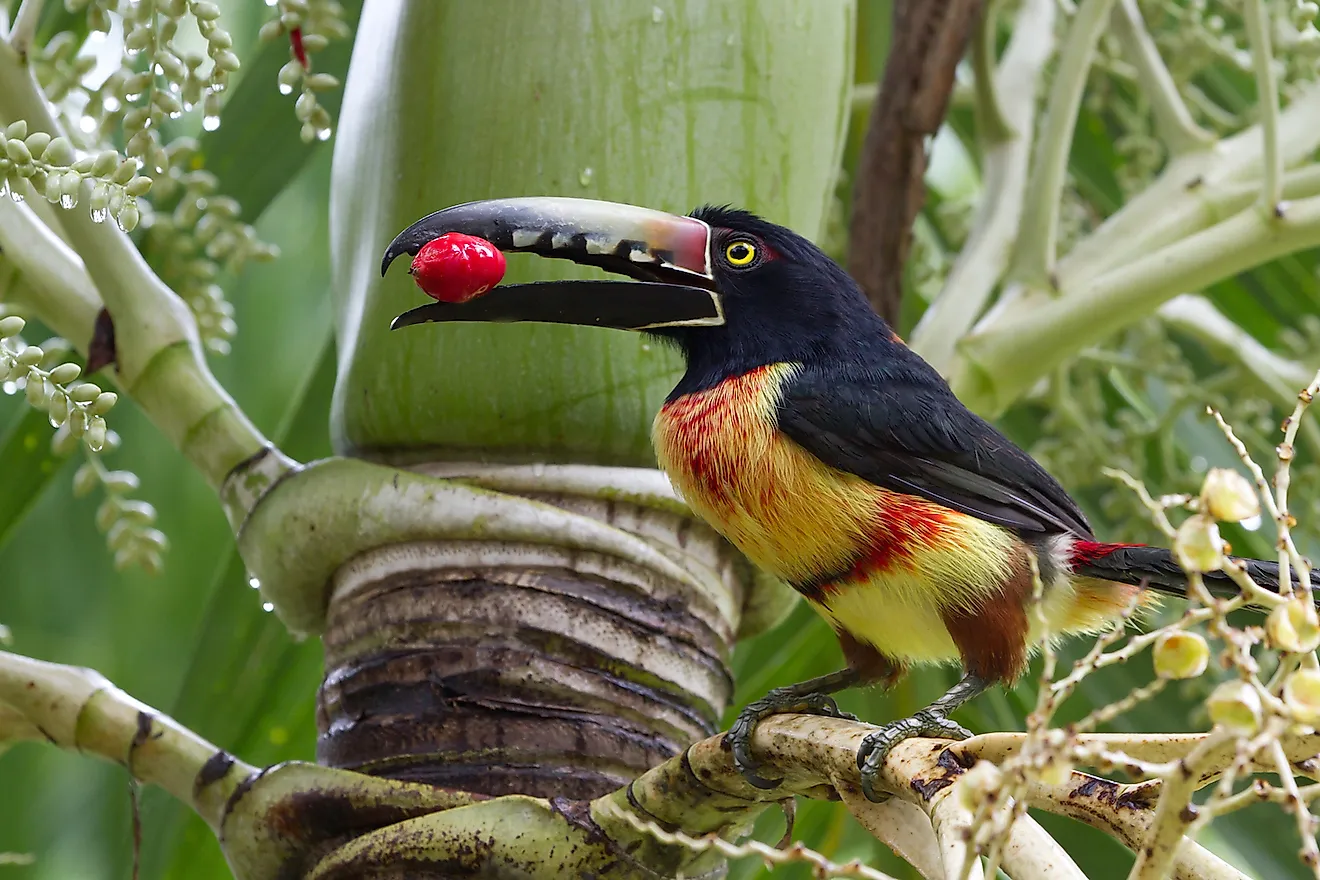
(654, 363), (867, 586)
(652, 363), (1029, 666)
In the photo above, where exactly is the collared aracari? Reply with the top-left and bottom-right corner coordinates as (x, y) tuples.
(380, 196), (1318, 801)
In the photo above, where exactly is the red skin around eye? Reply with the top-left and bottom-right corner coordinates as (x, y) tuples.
(409, 233), (507, 303)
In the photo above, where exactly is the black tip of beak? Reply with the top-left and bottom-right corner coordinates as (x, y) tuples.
(380, 205), (486, 276)
(380, 237), (420, 277)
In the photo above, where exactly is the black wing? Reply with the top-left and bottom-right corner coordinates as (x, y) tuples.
(776, 364), (1094, 539)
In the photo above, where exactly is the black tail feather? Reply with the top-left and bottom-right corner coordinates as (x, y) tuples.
(1074, 544), (1320, 603)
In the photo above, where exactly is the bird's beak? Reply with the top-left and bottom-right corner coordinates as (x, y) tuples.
(380, 197), (723, 331)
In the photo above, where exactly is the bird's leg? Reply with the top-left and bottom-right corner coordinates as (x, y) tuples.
(856, 671), (988, 802)
(726, 668), (862, 789)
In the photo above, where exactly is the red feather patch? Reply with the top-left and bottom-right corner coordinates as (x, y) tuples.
(1069, 540), (1146, 568)
(835, 495), (953, 590)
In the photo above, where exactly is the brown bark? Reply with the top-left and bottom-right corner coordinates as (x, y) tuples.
(848, 0), (984, 325)
(316, 481), (744, 801)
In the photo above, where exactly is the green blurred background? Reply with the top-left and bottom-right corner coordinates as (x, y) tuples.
(2, 1), (1319, 877)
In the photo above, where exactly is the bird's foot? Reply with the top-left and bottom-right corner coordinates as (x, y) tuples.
(727, 688), (858, 789)
(856, 710), (972, 802)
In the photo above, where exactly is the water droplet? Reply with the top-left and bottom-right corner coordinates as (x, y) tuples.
(9, 188), (24, 204)
(248, 576), (261, 589)
(169, 81), (180, 94)
(168, 111), (182, 120)
(278, 82), (293, 95)
(2, 381), (16, 395)
(79, 116), (97, 133)
(86, 433), (103, 452)
(316, 127), (331, 141)
(104, 97), (120, 112)
(59, 194), (74, 209)
(262, 601), (274, 612)
(126, 45), (140, 57)
(202, 115), (221, 131)
(578, 167), (594, 187)
(1242, 514), (1263, 531)
(153, 63), (164, 75)
(125, 91), (141, 101)
(652, 5), (664, 22)
(211, 82), (226, 93)
(265, 0), (277, 6)
(90, 207), (107, 223)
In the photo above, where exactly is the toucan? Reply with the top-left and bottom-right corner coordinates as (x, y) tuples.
(380, 196), (1316, 801)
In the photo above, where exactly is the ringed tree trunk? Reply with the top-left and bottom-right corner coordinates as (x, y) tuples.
(317, 0), (856, 801)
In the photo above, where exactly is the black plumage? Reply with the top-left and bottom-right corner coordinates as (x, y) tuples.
(656, 205), (1094, 542)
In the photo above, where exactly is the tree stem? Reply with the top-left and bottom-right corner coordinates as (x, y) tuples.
(6, 0), (45, 59)
(1158, 295), (1320, 456)
(1110, 0), (1215, 156)
(1056, 82), (1320, 289)
(0, 650), (255, 830)
(846, 0), (984, 324)
(1008, 0), (1118, 290)
(910, 0), (1057, 371)
(0, 201), (100, 345)
(970, 0), (1012, 144)
(1243, 0), (1282, 213)
(956, 193), (1320, 413)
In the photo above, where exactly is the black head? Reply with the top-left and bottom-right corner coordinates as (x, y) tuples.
(660, 205), (889, 392)
(380, 197), (895, 394)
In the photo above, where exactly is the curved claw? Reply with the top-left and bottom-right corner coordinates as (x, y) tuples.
(726, 715), (784, 789)
(727, 691), (858, 790)
(856, 711), (972, 802)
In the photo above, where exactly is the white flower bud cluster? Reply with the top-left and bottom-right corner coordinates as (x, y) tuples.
(0, 316), (166, 573)
(139, 140), (278, 355)
(31, 30), (100, 105)
(74, 460), (168, 575)
(0, 317), (114, 452)
(0, 121), (150, 231)
(260, 0), (350, 142)
(1094, 1), (1320, 150)
(1072, 0), (1320, 206)
(51, 0), (237, 173)
(48, 0), (115, 35)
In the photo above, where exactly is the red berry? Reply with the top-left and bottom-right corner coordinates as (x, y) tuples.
(409, 233), (507, 303)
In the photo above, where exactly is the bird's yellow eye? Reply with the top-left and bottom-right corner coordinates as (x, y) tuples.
(725, 241), (757, 267)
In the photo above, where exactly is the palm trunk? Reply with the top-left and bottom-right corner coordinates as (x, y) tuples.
(316, 465), (742, 798)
